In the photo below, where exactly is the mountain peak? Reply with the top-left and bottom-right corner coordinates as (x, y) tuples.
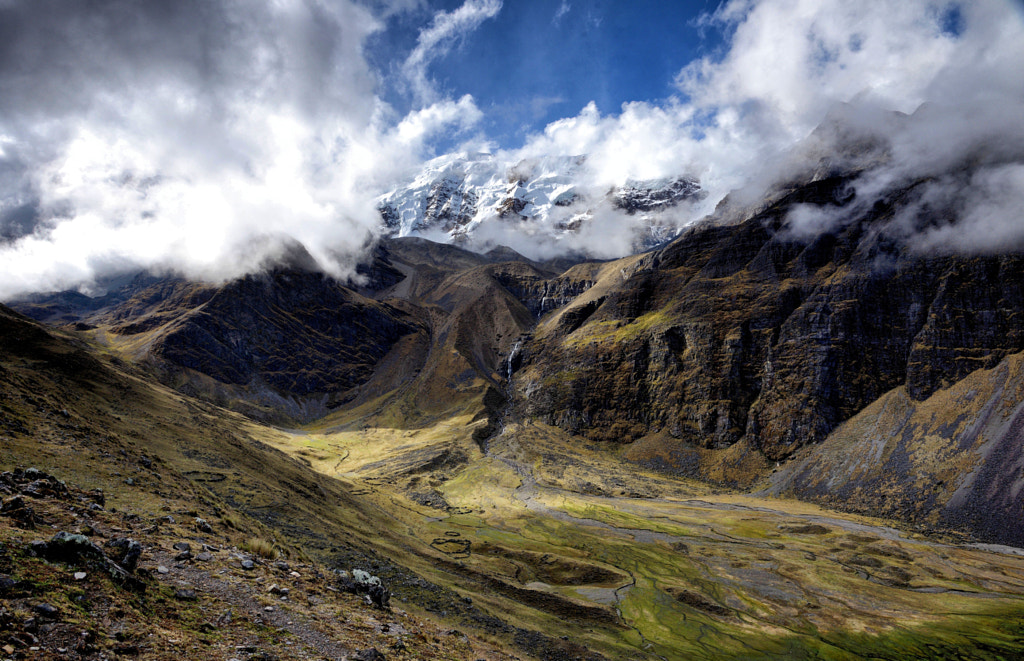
(377, 153), (704, 258)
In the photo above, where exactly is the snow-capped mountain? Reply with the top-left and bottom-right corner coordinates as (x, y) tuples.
(376, 152), (704, 254)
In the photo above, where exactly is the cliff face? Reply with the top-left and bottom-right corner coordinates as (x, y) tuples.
(150, 268), (423, 399)
(768, 351), (1024, 546)
(513, 174), (1024, 473)
(490, 262), (599, 318)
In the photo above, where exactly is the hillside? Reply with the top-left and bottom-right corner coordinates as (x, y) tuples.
(0, 304), (532, 659)
(6, 158), (1024, 660)
(509, 169), (1024, 533)
(4, 302), (1024, 660)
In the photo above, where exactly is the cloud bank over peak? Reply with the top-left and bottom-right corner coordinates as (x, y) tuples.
(1, 0), (1022, 299)
(471, 0), (1023, 259)
(0, 0), (492, 299)
(519, 0), (1021, 208)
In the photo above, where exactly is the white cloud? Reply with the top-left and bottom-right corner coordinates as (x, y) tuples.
(2, 0), (1023, 298)
(553, 1), (571, 26)
(486, 0), (1024, 258)
(395, 94), (483, 146)
(401, 0), (503, 104)
(0, 0), (497, 299)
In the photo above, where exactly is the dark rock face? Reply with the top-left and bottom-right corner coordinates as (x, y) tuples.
(151, 268), (423, 401)
(425, 177), (478, 231)
(379, 203), (401, 231)
(497, 193), (528, 219)
(612, 176), (703, 214)
(491, 268), (596, 318)
(515, 174), (1024, 467)
(768, 352), (1024, 546)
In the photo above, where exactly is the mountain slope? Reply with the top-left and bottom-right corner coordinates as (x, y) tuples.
(511, 171), (1024, 492)
(0, 304), (624, 660)
(767, 350), (1024, 546)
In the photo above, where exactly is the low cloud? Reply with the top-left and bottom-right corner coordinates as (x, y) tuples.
(0, 0), (490, 299)
(1, 0), (1022, 299)
(487, 0), (1024, 259)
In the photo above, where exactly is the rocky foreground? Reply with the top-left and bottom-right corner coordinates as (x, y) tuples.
(0, 466), (515, 661)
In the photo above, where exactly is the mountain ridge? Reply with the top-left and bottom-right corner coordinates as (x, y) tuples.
(376, 151), (705, 255)
(6, 150), (1024, 658)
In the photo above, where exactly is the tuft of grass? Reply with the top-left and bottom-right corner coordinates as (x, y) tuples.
(219, 513), (241, 530)
(241, 537), (278, 560)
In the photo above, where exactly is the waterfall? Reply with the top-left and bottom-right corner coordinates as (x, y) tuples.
(506, 340), (522, 380)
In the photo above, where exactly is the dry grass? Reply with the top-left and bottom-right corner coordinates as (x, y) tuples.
(241, 536), (280, 560)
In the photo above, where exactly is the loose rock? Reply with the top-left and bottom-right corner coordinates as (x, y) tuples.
(32, 604), (59, 619)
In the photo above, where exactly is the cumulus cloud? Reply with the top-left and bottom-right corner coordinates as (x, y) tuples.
(2, 0), (1023, 298)
(490, 0), (1024, 258)
(0, 0), (492, 299)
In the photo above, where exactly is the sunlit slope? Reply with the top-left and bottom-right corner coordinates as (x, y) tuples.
(0, 305), (624, 660)
(770, 350), (1024, 546)
(259, 405), (1024, 660)
(513, 174), (1024, 494)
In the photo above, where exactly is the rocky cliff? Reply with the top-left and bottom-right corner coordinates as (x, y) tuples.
(767, 350), (1024, 546)
(511, 172), (1024, 479)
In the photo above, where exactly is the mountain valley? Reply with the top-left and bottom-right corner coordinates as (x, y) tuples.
(4, 155), (1024, 659)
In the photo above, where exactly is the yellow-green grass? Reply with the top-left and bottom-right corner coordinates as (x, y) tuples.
(22, 323), (1023, 659)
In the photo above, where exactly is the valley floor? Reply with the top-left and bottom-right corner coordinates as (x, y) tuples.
(258, 418), (1024, 660)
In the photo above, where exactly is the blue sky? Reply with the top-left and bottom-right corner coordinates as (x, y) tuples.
(368, 0), (727, 149)
(1, 0), (1023, 295)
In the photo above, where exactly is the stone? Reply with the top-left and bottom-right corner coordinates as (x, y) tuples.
(197, 552), (213, 562)
(194, 517), (213, 533)
(32, 603), (59, 619)
(367, 584), (390, 610)
(73, 572), (87, 580)
(240, 559), (255, 570)
(106, 538), (142, 573)
(39, 532), (107, 565)
(351, 648), (386, 661)
(174, 589), (197, 601)
(0, 575), (18, 595)
(172, 542), (191, 552)
(1, 496), (37, 528)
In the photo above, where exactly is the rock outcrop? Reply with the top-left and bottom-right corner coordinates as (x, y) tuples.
(612, 176), (703, 214)
(512, 172), (1024, 477)
(768, 350), (1024, 546)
